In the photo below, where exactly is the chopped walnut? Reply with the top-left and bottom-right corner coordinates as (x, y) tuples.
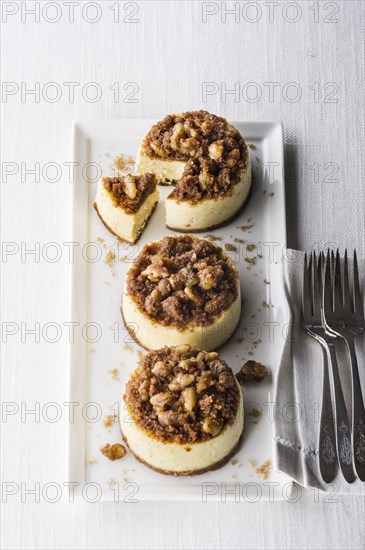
(208, 141), (224, 160)
(236, 361), (269, 384)
(100, 443), (126, 461)
(182, 387), (198, 412)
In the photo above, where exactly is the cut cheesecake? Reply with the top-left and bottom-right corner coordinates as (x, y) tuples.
(122, 235), (241, 351)
(120, 345), (244, 475)
(137, 110), (251, 231)
(94, 173), (159, 244)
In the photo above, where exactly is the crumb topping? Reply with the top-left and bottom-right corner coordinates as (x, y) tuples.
(126, 235), (239, 329)
(236, 360), (269, 384)
(100, 443), (126, 461)
(103, 173), (156, 214)
(124, 345), (240, 444)
(142, 110), (249, 203)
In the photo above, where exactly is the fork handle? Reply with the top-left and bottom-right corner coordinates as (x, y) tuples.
(327, 342), (355, 483)
(319, 347), (337, 483)
(347, 338), (365, 481)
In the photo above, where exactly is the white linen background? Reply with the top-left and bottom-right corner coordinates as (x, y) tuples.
(1, 1), (364, 549)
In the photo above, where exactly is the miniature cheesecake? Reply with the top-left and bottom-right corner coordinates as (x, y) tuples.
(94, 173), (159, 244)
(137, 110), (251, 231)
(120, 345), (244, 475)
(122, 235), (241, 351)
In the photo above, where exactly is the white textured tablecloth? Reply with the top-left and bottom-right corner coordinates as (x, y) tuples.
(2, 1), (364, 549)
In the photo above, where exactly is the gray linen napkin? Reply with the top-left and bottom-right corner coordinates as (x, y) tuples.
(274, 249), (365, 495)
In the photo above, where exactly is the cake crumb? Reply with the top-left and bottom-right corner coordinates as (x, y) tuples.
(246, 243), (256, 252)
(231, 459), (238, 466)
(267, 192), (275, 198)
(233, 237), (245, 244)
(237, 223), (254, 232)
(87, 459), (97, 465)
(123, 343), (134, 353)
(224, 243), (238, 252)
(100, 443), (126, 461)
(248, 143), (255, 149)
(107, 478), (115, 486)
(262, 301), (270, 309)
(108, 368), (120, 381)
(255, 460), (272, 480)
(122, 477), (129, 483)
(203, 234), (223, 242)
(236, 360), (269, 384)
(247, 407), (262, 424)
(105, 250), (116, 267)
(113, 153), (135, 174)
(103, 415), (115, 429)
(264, 279), (270, 285)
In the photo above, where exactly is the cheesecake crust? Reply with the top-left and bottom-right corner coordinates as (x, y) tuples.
(141, 110), (249, 203)
(125, 235), (239, 329)
(123, 346), (240, 445)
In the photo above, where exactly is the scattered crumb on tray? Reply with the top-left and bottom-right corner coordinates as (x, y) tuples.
(264, 279), (270, 285)
(231, 459), (238, 466)
(100, 443), (126, 461)
(262, 301), (270, 309)
(233, 237), (245, 244)
(224, 243), (238, 252)
(247, 407), (262, 424)
(108, 368), (120, 381)
(113, 153), (135, 173)
(248, 143), (255, 149)
(203, 234), (223, 242)
(104, 250), (116, 267)
(237, 223), (254, 232)
(255, 460), (272, 480)
(87, 460), (97, 465)
(267, 192), (275, 198)
(103, 414), (116, 429)
(123, 343), (134, 353)
(236, 360), (269, 384)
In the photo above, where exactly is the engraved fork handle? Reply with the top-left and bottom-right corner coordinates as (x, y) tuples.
(319, 347), (337, 483)
(346, 336), (365, 481)
(326, 342), (355, 483)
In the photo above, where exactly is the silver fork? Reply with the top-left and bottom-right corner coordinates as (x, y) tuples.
(322, 249), (365, 481)
(302, 252), (337, 483)
(319, 251), (355, 482)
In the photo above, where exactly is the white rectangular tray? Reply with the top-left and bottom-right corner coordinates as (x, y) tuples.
(68, 119), (292, 501)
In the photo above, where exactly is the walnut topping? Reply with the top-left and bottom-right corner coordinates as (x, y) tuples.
(236, 361), (269, 384)
(100, 443), (126, 461)
(182, 387), (198, 412)
(126, 235), (239, 330)
(124, 346), (240, 444)
(102, 172), (157, 214)
(208, 141), (224, 160)
(141, 110), (249, 204)
(124, 174), (137, 199)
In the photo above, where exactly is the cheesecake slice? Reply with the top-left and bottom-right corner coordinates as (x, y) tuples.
(122, 235), (241, 351)
(137, 110), (251, 231)
(94, 173), (159, 244)
(120, 345), (244, 475)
